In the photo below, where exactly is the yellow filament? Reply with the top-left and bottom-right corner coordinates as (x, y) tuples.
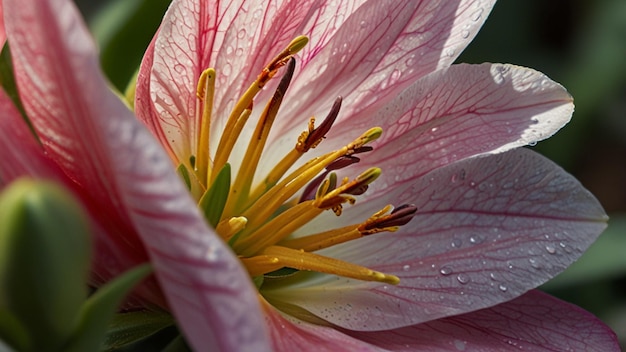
(211, 36), (308, 182)
(278, 224), (361, 252)
(196, 68), (216, 185)
(258, 246), (399, 285)
(233, 201), (323, 256)
(240, 128), (383, 232)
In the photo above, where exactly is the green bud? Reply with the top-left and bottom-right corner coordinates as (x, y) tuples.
(0, 178), (92, 351)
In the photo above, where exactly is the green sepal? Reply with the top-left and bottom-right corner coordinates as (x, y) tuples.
(0, 179), (92, 351)
(63, 264), (152, 352)
(0, 43), (35, 139)
(198, 163), (231, 228)
(103, 310), (177, 352)
(176, 163), (192, 191)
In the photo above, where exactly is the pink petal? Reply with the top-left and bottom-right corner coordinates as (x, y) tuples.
(348, 290), (619, 351)
(0, 90), (64, 183)
(261, 298), (381, 352)
(4, 0), (270, 350)
(276, 0), (496, 133)
(0, 2), (5, 47)
(325, 63), (573, 190)
(137, 0), (359, 164)
(264, 148), (606, 331)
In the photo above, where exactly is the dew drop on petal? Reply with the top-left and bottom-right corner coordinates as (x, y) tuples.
(461, 29), (470, 39)
(545, 245), (556, 254)
(528, 258), (541, 269)
(498, 284), (508, 292)
(469, 234), (483, 244)
(489, 272), (497, 281)
(439, 266), (453, 276)
(471, 7), (484, 21)
(402, 264), (411, 271)
(451, 239), (462, 248)
(456, 274), (470, 284)
(454, 339), (467, 351)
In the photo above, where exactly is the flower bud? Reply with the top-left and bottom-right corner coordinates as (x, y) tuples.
(0, 178), (92, 351)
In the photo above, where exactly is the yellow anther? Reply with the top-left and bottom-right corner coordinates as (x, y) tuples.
(216, 216), (247, 240)
(287, 35), (309, 55)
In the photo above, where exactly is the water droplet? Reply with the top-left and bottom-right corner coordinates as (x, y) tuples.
(451, 239), (462, 248)
(528, 258), (541, 269)
(454, 339), (467, 351)
(431, 127), (438, 133)
(498, 284), (508, 292)
(406, 54), (416, 67)
(507, 261), (514, 269)
(402, 264), (411, 271)
(469, 234), (484, 244)
(226, 45), (234, 55)
(456, 274), (470, 284)
(360, 20), (367, 28)
(545, 245), (556, 254)
(237, 28), (247, 39)
(528, 140), (537, 147)
(451, 174), (458, 183)
(439, 266), (453, 276)
(445, 48), (455, 57)
(489, 272), (497, 281)
(471, 8), (484, 21)
(461, 29), (470, 39)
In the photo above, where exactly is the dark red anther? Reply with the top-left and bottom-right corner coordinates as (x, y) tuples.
(362, 204), (417, 231)
(302, 97), (342, 151)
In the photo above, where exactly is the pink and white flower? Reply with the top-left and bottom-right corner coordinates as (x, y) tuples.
(0, 0), (618, 351)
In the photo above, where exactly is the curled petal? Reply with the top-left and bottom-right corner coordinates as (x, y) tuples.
(4, 0), (270, 350)
(265, 149), (606, 330)
(347, 290), (619, 351)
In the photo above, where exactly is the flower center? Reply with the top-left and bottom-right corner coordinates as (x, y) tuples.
(180, 36), (416, 286)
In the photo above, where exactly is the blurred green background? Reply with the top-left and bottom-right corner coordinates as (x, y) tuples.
(74, 0), (626, 347)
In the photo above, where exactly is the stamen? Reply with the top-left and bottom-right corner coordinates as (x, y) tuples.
(249, 246), (400, 284)
(196, 68), (216, 185)
(215, 216), (247, 240)
(212, 36), (308, 179)
(360, 204), (418, 232)
(225, 58), (296, 215)
(297, 97), (342, 153)
(239, 128), (383, 234)
(278, 204), (417, 251)
(249, 97), (343, 204)
(233, 200), (323, 256)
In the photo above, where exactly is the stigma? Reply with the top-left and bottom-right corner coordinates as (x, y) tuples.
(180, 35), (416, 286)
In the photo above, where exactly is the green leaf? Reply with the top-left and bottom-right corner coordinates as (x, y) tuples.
(90, 0), (171, 90)
(63, 264), (152, 352)
(0, 179), (92, 352)
(198, 163), (231, 228)
(103, 310), (178, 352)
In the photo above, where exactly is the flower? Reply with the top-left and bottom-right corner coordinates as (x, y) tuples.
(0, 0), (619, 351)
